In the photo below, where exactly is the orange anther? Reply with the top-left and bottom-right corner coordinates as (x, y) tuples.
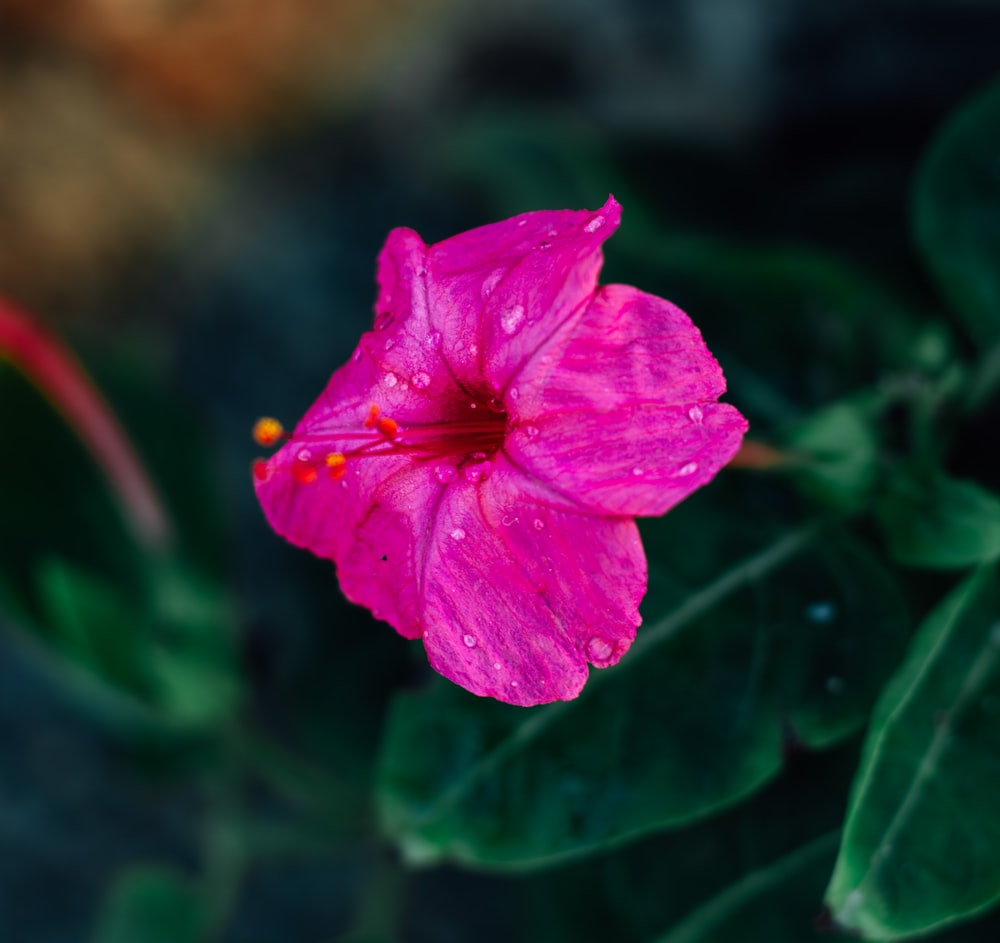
(364, 405), (381, 429)
(253, 416), (284, 447)
(291, 462), (318, 484)
(325, 452), (347, 479)
(376, 417), (399, 439)
(252, 458), (271, 482)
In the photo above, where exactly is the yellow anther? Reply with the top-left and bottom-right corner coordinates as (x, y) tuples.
(325, 452), (347, 479)
(253, 416), (284, 447)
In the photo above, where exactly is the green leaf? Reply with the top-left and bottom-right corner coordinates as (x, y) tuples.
(145, 561), (243, 727)
(92, 867), (208, 943)
(517, 741), (861, 943)
(652, 832), (840, 943)
(36, 558), (147, 690)
(825, 566), (1000, 939)
(915, 75), (1000, 347)
(783, 399), (880, 512)
(376, 496), (909, 870)
(877, 470), (1000, 568)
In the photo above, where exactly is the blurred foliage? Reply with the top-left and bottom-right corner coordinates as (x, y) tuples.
(3, 3), (1000, 942)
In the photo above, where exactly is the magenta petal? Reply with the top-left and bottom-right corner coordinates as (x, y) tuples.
(420, 460), (646, 706)
(507, 284), (748, 516)
(335, 465), (444, 640)
(426, 196), (621, 391)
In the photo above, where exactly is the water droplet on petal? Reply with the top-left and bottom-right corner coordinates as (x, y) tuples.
(501, 514), (517, 526)
(547, 228), (558, 237)
(384, 339), (395, 350)
(425, 330), (442, 350)
(688, 405), (704, 424)
(493, 662), (502, 670)
(486, 396), (505, 412)
(525, 425), (540, 439)
(411, 371), (431, 389)
(382, 372), (398, 388)
(533, 518), (545, 530)
(678, 462), (698, 476)
(481, 268), (504, 298)
(584, 214), (605, 233)
(464, 460), (492, 483)
(351, 348), (362, 362)
(468, 343), (479, 356)
(434, 465), (458, 484)
(463, 634), (477, 648)
(374, 311), (394, 331)
(508, 386), (519, 400)
(517, 218), (527, 227)
(537, 241), (551, 251)
(631, 466), (644, 476)
(501, 304), (526, 335)
(585, 636), (618, 666)
(511, 680), (519, 687)
(450, 527), (466, 541)
(296, 448), (312, 462)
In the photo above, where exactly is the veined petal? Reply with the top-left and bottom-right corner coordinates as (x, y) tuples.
(361, 227), (464, 424)
(507, 284), (748, 517)
(420, 460), (645, 706)
(426, 196), (621, 392)
(335, 464), (445, 640)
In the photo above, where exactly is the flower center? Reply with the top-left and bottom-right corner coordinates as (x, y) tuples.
(253, 401), (508, 485)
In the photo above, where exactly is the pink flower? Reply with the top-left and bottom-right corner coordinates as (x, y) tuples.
(253, 196), (747, 706)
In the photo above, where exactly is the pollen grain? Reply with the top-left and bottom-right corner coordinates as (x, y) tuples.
(253, 416), (284, 447)
(325, 452), (347, 479)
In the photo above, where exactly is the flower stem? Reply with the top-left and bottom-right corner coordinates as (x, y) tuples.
(0, 296), (173, 552)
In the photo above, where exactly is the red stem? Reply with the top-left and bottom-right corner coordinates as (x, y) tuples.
(0, 296), (173, 552)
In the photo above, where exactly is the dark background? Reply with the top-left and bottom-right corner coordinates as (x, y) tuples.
(2, 1), (1000, 940)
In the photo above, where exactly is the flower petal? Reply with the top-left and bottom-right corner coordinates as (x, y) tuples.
(507, 284), (748, 517)
(420, 460), (646, 706)
(335, 464), (445, 640)
(426, 195), (621, 392)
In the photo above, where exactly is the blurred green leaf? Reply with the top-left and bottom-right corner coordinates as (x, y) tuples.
(653, 831), (840, 943)
(877, 470), (1000, 568)
(825, 566), (1000, 939)
(2, 555), (241, 734)
(376, 494), (909, 870)
(37, 558), (147, 689)
(145, 561), (242, 728)
(915, 74), (1000, 347)
(93, 867), (208, 943)
(783, 399), (880, 511)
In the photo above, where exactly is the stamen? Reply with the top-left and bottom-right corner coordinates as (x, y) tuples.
(252, 458), (271, 482)
(325, 452), (347, 479)
(376, 416), (399, 439)
(291, 461), (318, 484)
(253, 416), (284, 447)
(256, 401), (509, 488)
